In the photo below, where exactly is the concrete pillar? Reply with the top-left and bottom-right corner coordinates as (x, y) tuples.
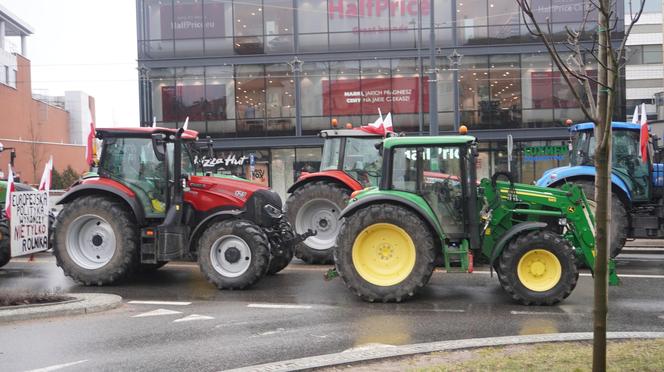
(21, 35), (27, 57)
(0, 21), (5, 50)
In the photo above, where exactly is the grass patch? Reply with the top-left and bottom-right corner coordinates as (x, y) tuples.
(0, 288), (73, 307)
(325, 339), (664, 372)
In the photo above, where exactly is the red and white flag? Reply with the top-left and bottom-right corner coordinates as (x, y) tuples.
(85, 120), (96, 166)
(38, 156), (53, 192)
(631, 105), (639, 124)
(4, 164), (14, 219)
(639, 103), (649, 163)
(359, 110), (394, 136)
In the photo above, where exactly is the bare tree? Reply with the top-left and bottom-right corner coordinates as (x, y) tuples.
(515, 0), (645, 370)
(27, 108), (45, 184)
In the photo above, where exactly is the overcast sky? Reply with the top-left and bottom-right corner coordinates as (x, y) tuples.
(2, 0), (139, 127)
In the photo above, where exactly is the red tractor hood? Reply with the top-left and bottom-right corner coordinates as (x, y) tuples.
(187, 175), (270, 211)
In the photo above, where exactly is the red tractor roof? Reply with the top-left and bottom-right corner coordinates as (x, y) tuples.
(96, 127), (199, 140)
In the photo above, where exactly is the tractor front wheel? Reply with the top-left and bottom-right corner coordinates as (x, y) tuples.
(498, 230), (578, 305)
(53, 196), (139, 285)
(285, 181), (350, 264)
(0, 219), (10, 268)
(334, 203), (436, 302)
(198, 219), (270, 289)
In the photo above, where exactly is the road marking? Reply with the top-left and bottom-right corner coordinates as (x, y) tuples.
(470, 270), (664, 279)
(510, 310), (585, 316)
(254, 328), (286, 337)
(173, 314), (214, 323)
(25, 360), (88, 372)
(430, 309), (465, 313)
(247, 303), (313, 309)
(128, 300), (192, 306)
(624, 247), (664, 251)
(132, 309), (182, 318)
(658, 315), (664, 320)
(342, 343), (397, 353)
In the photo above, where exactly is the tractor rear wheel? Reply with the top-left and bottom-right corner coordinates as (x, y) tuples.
(498, 230), (578, 305)
(53, 196), (139, 285)
(285, 181), (350, 264)
(567, 181), (628, 258)
(334, 203), (436, 302)
(198, 219), (270, 289)
(0, 218), (10, 268)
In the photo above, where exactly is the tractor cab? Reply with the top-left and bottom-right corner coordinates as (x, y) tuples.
(96, 127), (198, 218)
(567, 122), (655, 202)
(319, 129), (388, 188)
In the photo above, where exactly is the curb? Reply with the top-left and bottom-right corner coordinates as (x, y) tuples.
(0, 293), (123, 323)
(225, 331), (664, 372)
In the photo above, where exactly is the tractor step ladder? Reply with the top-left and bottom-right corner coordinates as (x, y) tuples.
(443, 240), (473, 273)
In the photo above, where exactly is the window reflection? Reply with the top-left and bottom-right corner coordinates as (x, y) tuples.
(234, 0), (264, 54)
(236, 65), (266, 136)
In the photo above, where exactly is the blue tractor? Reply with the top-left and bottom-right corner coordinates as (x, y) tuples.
(537, 122), (664, 257)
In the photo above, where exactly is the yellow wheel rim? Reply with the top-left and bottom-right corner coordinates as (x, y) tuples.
(517, 249), (562, 292)
(351, 223), (416, 287)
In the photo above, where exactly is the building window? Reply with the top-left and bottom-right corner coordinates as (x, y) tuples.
(236, 65), (267, 136)
(266, 64), (295, 136)
(264, 0), (294, 53)
(234, 0), (265, 54)
(205, 65), (236, 137)
(643, 45), (663, 64)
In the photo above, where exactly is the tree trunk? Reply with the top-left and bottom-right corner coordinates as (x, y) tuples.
(592, 1), (612, 370)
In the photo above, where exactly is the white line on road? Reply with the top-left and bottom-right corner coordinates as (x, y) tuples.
(254, 328), (286, 337)
(247, 303), (313, 309)
(510, 310), (585, 316)
(128, 300), (192, 306)
(132, 309), (182, 318)
(25, 360), (88, 372)
(470, 270), (664, 279)
(173, 314), (214, 323)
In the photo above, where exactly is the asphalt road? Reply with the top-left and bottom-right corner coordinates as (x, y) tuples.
(1, 247), (664, 371)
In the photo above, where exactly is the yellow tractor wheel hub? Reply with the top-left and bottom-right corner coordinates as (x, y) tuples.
(517, 249), (562, 292)
(352, 223), (416, 287)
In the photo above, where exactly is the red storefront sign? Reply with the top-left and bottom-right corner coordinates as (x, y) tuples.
(327, 0), (430, 19)
(323, 77), (429, 115)
(161, 3), (226, 39)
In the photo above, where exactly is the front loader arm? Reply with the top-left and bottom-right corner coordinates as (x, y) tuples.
(481, 179), (619, 286)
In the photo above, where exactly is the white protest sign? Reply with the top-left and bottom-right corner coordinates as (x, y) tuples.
(10, 190), (49, 257)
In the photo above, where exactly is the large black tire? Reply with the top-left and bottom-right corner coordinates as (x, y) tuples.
(285, 181), (350, 264)
(53, 196), (139, 285)
(572, 181), (628, 258)
(198, 219), (270, 289)
(334, 203), (437, 302)
(498, 230), (579, 305)
(0, 219), (10, 268)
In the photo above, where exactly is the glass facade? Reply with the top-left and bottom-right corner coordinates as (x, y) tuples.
(137, 0), (626, 195)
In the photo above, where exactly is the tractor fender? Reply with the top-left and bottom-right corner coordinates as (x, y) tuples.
(489, 221), (548, 267)
(58, 183), (146, 225)
(339, 194), (445, 240)
(287, 171), (363, 194)
(188, 209), (244, 250)
(536, 166), (632, 201)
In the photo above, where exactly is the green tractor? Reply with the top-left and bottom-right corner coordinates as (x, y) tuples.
(332, 135), (618, 305)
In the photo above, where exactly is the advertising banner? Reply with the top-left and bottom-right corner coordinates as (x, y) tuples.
(161, 3), (226, 39)
(10, 191), (49, 257)
(327, 0), (430, 33)
(323, 77), (429, 115)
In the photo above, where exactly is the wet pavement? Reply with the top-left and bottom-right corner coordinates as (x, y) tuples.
(1, 248), (663, 371)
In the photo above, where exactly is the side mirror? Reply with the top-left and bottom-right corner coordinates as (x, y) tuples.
(0, 142), (4, 152)
(151, 133), (167, 161)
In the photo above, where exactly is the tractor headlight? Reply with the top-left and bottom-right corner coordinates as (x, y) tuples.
(263, 204), (283, 219)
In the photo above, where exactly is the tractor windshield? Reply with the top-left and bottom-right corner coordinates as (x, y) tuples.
(320, 137), (341, 171)
(571, 128), (650, 199)
(342, 137), (383, 187)
(391, 145), (466, 236)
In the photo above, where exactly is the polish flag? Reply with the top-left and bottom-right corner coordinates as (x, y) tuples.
(85, 119), (96, 166)
(4, 164), (14, 219)
(358, 110), (394, 136)
(639, 103), (649, 163)
(38, 156), (53, 192)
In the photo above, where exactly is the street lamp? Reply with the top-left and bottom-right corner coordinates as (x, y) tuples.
(448, 49), (463, 129)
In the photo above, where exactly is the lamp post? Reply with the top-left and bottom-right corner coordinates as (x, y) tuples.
(448, 49), (463, 130)
(138, 65), (151, 127)
(428, 0), (438, 135)
(289, 56), (304, 136)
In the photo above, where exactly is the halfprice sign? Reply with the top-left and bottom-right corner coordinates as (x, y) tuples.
(10, 191), (49, 257)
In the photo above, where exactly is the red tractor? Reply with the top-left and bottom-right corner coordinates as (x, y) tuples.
(53, 127), (311, 289)
(285, 128), (388, 263)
